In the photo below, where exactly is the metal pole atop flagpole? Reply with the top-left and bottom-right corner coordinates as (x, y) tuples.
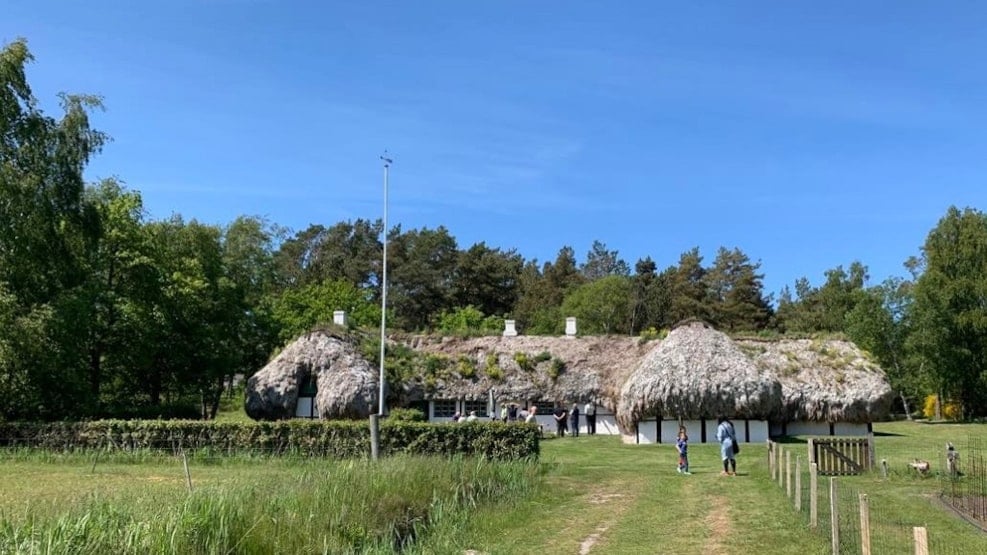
(378, 152), (392, 417)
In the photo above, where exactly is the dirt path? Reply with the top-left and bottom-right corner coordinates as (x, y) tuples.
(576, 489), (633, 554)
(702, 495), (733, 555)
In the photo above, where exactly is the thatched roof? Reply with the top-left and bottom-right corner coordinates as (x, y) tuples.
(406, 335), (651, 407)
(245, 324), (893, 427)
(736, 338), (893, 422)
(245, 329), (377, 420)
(616, 321), (783, 429)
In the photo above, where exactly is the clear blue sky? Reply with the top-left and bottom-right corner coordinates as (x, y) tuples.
(6, 1), (987, 298)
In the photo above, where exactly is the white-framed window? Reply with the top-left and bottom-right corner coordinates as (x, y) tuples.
(464, 400), (488, 418)
(433, 399), (458, 418)
(533, 401), (556, 415)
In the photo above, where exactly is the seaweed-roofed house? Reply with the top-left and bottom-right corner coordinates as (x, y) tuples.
(245, 329), (378, 420)
(245, 322), (892, 442)
(616, 321), (783, 444)
(736, 337), (893, 437)
(407, 334), (652, 435)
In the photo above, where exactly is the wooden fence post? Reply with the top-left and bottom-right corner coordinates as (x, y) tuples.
(370, 414), (380, 461)
(913, 526), (928, 555)
(768, 440), (775, 480)
(810, 462), (818, 528)
(859, 493), (871, 555)
(795, 455), (802, 511)
(779, 446), (785, 487)
(830, 477), (839, 555)
(867, 431), (875, 471)
(786, 450), (792, 498)
(181, 449), (193, 493)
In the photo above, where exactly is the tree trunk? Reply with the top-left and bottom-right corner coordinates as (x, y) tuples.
(900, 392), (913, 421)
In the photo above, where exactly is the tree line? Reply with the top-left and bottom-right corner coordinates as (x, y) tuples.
(2, 39), (985, 420)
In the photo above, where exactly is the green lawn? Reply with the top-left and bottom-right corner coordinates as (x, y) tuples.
(1, 421), (983, 554)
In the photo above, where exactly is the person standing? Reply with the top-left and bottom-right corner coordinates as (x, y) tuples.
(716, 416), (738, 475)
(552, 405), (567, 437)
(524, 406), (537, 423)
(569, 403), (580, 437)
(584, 401), (596, 435)
(676, 427), (691, 475)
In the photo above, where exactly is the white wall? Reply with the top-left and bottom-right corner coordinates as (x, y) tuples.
(770, 421), (869, 437)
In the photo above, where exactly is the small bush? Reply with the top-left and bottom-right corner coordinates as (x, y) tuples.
(637, 327), (668, 344)
(484, 353), (503, 380)
(456, 356), (477, 378)
(513, 352), (533, 371)
(532, 351), (552, 363)
(922, 394), (961, 420)
(388, 408), (426, 422)
(548, 358), (565, 380)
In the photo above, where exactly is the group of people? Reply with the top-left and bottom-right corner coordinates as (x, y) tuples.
(675, 416), (739, 476)
(548, 402), (598, 437)
(452, 401), (600, 437)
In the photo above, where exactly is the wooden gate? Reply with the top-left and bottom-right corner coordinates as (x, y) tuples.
(808, 436), (874, 476)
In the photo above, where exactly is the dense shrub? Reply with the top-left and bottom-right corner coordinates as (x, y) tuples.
(0, 419), (540, 460)
(387, 408), (426, 422)
(922, 394), (962, 420)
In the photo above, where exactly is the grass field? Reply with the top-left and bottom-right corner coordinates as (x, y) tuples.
(1, 421), (983, 554)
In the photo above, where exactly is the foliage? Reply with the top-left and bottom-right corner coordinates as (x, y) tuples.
(532, 351), (552, 363)
(387, 407), (426, 422)
(548, 358), (565, 380)
(921, 394), (961, 421)
(561, 275), (633, 334)
(637, 326), (667, 344)
(271, 279), (380, 341)
(0, 419), (540, 460)
(0, 453), (539, 554)
(580, 240), (630, 280)
(386, 225), (459, 330)
(451, 242), (523, 319)
(513, 352), (533, 371)
(434, 305), (502, 336)
(456, 355), (477, 378)
(483, 353), (504, 380)
(909, 206), (987, 417)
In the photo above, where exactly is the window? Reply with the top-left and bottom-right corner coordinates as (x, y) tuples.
(299, 376), (317, 398)
(433, 399), (457, 418)
(464, 400), (488, 418)
(533, 401), (556, 415)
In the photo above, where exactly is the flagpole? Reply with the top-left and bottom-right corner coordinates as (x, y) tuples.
(378, 152), (392, 417)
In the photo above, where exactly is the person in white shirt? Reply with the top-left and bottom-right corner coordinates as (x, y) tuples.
(584, 401), (596, 435)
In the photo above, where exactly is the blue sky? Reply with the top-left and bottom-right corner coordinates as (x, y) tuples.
(6, 1), (987, 298)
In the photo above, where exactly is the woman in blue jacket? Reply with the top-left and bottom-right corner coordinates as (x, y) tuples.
(716, 416), (738, 475)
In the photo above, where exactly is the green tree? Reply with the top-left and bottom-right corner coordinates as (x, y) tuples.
(271, 279), (380, 342)
(704, 247), (773, 332)
(581, 240), (630, 280)
(909, 207), (987, 416)
(845, 277), (922, 417)
(0, 39), (108, 418)
(271, 219), (382, 291)
(666, 248), (711, 323)
(384, 225), (458, 330)
(561, 275), (633, 334)
(452, 242), (523, 319)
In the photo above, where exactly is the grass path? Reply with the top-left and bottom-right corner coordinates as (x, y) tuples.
(453, 435), (830, 554)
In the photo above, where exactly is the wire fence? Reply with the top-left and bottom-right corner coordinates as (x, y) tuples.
(769, 440), (972, 555)
(939, 435), (987, 529)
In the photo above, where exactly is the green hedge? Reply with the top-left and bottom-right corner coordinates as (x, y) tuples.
(0, 420), (540, 460)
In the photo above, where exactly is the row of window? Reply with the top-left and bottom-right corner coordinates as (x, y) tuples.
(432, 399), (569, 418)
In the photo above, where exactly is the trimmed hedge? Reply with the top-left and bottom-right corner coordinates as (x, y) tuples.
(0, 419), (540, 460)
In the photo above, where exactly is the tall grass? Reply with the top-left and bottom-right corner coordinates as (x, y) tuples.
(0, 454), (538, 554)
